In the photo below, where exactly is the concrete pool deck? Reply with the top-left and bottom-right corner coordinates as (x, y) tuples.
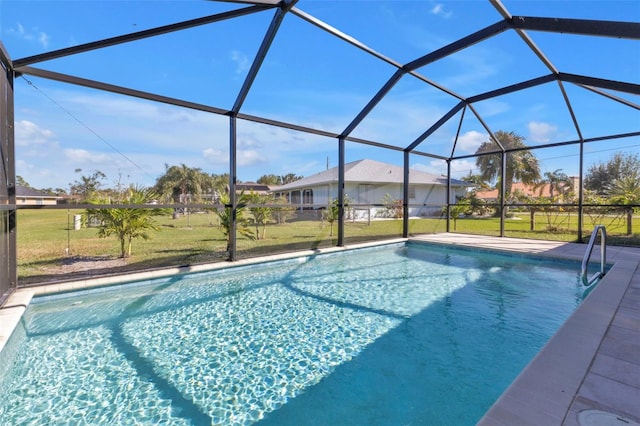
(412, 234), (640, 426)
(1, 234), (638, 425)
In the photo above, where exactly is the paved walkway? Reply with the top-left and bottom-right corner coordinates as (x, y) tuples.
(412, 233), (640, 426)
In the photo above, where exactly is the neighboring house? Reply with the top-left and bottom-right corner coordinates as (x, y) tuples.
(273, 159), (469, 218)
(475, 177), (579, 202)
(16, 185), (62, 206)
(236, 182), (272, 196)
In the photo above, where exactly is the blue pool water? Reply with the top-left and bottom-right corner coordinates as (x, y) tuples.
(0, 242), (587, 425)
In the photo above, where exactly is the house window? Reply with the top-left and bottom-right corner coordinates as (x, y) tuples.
(408, 186), (416, 200)
(358, 184), (374, 204)
(36, 199), (44, 205)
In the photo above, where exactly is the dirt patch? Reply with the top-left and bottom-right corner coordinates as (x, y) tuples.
(53, 255), (129, 273)
(19, 255), (131, 285)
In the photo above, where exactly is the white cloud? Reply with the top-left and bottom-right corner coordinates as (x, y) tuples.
(203, 148), (228, 165)
(238, 135), (263, 150)
(237, 150), (263, 167)
(450, 159), (478, 178)
(203, 147), (265, 167)
(528, 121), (557, 143)
(38, 32), (50, 48)
(230, 50), (250, 76)
(412, 158), (477, 179)
(411, 160), (446, 176)
(7, 22), (50, 48)
(430, 3), (453, 18)
(455, 130), (486, 153)
(64, 148), (111, 164)
(15, 120), (56, 146)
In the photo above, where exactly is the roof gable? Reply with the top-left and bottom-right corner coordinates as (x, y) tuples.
(275, 159), (468, 191)
(15, 185), (59, 198)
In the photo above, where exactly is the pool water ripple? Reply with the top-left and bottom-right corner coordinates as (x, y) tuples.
(0, 243), (585, 425)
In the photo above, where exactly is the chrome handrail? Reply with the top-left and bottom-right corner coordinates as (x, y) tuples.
(581, 225), (606, 287)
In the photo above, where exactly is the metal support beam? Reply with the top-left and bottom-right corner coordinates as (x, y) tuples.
(405, 20), (510, 71)
(403, 152), (410, 238)
(467, 105), (504, 153)
(0, 46), (16, 294)
(577, 84), (640, 111)
(446, 160), (452, 233)
(451, 131), (640, 161)
(500, 151), (506, 237)
(17, 66), (231, 116)
(229, 116), (237, 261)
(337, 138), (345, 246)
(291, 7), (464, 101)
(232, 0), (297, 113)
(510, 16), (640, 39)
(489, 0), (559, 74)
(559, 72), (640, 95)
(17, 66), (424, 156)
(450, 105), (467, 158)
(557, 80), (584, 142)
(578, 141), (584, 243)
(340, 69), (404, 138)
(13, 5), (275, 68)
(406, 101), (465, 152)
(466, 74), (556, 104)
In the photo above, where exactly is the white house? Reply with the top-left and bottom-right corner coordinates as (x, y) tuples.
(274, 159), (469, 218)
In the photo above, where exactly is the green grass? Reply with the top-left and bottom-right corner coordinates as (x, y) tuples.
(16, 208), (640, 284)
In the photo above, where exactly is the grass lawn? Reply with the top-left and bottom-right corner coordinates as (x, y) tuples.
(16, 208), (640, 283)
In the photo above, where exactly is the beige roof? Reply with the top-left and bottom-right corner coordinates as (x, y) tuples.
(275, 159), (468, 191)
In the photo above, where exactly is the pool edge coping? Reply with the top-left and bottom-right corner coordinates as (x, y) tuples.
(2, 234), (637, 424)
(411, 233), (640, 426)
(0, 239), (407, 354)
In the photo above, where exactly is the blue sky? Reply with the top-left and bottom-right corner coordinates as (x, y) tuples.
(2, 0), (639, 191)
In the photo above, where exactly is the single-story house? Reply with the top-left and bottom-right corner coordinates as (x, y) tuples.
(475, 177), (579, 202)
(236, 182), (272, 196)
(16, 185), (62, 206)
(273, 159), (469, 218)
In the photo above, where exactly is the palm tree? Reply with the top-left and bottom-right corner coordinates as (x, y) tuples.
(214, 191), (255, 257)
(88, 185), (168, 258)
(607, 172), (640, 202)
(154, 164), (207, 205)
(536, 169), (574, 200)
(607, 171), (640, 235)
(475, 130), (541, 201)
(248, 192), (274, 240)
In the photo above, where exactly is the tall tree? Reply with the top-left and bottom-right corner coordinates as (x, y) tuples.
(585, 152), (640, 195)
(607, 171), (640, 235)
(16, 176), (32, 188)
(474, 130), (541, 200)
(280, 173), (302, 184)
(70, 169), (107, 202)
(536, 169), (574, 199)
(210, 173), (230, 202)
(256, 173), (303, 186)
(461, 172), (491, 191)
(154, 164), (207, 204)
(257, 174), (281, 185)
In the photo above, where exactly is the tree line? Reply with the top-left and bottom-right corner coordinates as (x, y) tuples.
(16, 130), (640, 256)
(464, 130), (640, 207)
(448, 131), (640, 233)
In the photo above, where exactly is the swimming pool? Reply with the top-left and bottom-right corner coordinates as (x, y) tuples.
(0, 242), (588, 425)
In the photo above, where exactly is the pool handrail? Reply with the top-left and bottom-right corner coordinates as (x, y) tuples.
(581, 225), (606, 287)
